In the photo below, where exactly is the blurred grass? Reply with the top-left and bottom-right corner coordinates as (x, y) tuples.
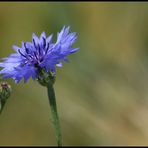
(0, 2), (148, 146)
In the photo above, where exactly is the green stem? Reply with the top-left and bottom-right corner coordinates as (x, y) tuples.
(47, 83), (62, 146)
(0, 100), (6, 115)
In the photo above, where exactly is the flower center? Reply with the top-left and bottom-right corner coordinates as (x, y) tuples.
(19, 39), (50, 68)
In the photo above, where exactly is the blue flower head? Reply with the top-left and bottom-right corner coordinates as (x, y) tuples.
(0, 26), (78, 84)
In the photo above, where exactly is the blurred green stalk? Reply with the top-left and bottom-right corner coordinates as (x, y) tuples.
(47, 83), (62, 146)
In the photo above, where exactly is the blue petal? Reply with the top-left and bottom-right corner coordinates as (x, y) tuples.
(46, 34), (53, 45)
(12, 45), (21, 53)
(40, 32), (46, 48)
(70, 48), (79, 53)
(40, 32), (46, 40)
(56, 26), (70, 43)
(56, 62), (62, 67)
(54, 26), (78, 56)
(32, 33), (40, 49)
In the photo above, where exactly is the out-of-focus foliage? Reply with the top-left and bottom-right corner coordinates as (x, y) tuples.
(0, 2), (148, 146)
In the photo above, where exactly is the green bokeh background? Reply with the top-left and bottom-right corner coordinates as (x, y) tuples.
(0, 2), (148, 146)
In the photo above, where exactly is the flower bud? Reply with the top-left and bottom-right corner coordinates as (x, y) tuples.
(37, 68), (55, 87)
(0, 82), (12, 114)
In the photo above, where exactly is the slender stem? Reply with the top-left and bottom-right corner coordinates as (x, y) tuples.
(47, 83), (62, 146)
(0, 100), (6, 115)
